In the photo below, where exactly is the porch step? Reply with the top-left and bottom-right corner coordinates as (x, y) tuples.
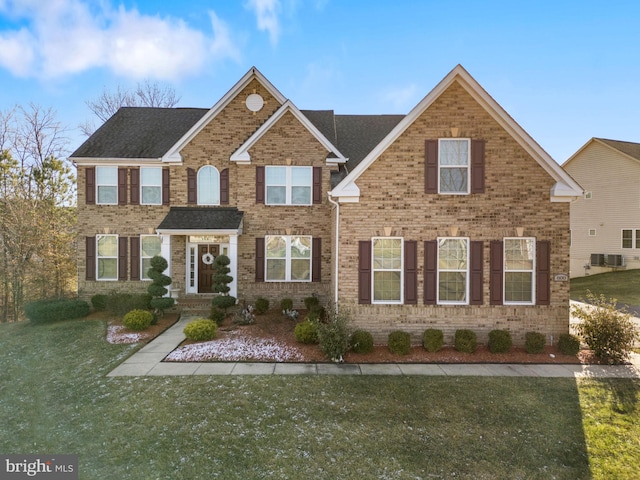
(176, 296), (214, 316)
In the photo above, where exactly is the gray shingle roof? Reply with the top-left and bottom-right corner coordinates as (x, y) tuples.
(597, 138), (640, 162)
(71, 107), (208, 159)
(157, 207), (244, 231)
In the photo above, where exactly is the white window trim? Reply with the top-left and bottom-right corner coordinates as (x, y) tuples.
(197, 165), (220, 206)
(372, 237), (404, 305)
(588, 229), (596, 237)
(621, 228), (640, 249)
(140, 235), (162, 280)
(438, 138), (470, 195)
(436, 237), (469, 305)
(96, 166), (118, 205)
(265, 235), (312, 282)
(265, 166), (312, 206)
(503, 237), (536, 306)
(140, 167), (162, 205)
(96, 234), (118, 281)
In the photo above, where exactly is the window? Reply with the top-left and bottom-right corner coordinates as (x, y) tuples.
(622, 229), (640, 249)
(140, 167), (162, 205)
(97, 235), (118, 280)
(265, 235), (311, 281)
(266, 166), (312, 205)
(197, 166), (220, 205)
(589, 229), (596, 237)
(504, 238), (535, 304)
(585, 191), (592, 199)
(141, 236), (162, 280)
(372, 238), (403, 303)
(437, 238), (468, 304)
(439, 139), (469, 194)
(96, 167), (117, 204)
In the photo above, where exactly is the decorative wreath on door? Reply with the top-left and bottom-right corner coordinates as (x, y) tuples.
(201, 253), (215, 265)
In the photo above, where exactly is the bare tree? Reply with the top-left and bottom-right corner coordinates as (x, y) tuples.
(81, 80), (181, 136)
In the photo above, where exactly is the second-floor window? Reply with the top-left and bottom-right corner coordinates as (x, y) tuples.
(198, 166), (220, 205)
(622, 229), (640, 249)
(96, 166), (117, 204)
(266, 166), (312, 205)
(141, 167), (162, 205)
(439, 139), (470, 194)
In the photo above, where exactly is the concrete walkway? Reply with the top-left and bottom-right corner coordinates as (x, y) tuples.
(107, 316), (640, 378)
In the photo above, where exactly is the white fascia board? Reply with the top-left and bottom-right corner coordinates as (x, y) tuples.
(157, 228), (242, 236)
(230, 100), (347, 165)
(70, 157), (162, 166)
(328, 182), (360, 203)
(550, 181), (583, 202)
(162, 66), (287, 163)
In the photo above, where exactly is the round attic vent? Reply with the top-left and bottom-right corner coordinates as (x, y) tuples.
(245, 93), (264, 112)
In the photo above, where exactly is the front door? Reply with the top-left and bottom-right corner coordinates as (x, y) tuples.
(198, 244), (219, 293)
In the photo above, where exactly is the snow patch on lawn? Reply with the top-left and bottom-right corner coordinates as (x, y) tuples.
(166, 331), (304, 362)
(107, 325), (143, 344)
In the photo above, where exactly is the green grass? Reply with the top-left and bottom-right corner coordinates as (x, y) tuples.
(1, 319), (639, 479)
(571, 269), (640, 306)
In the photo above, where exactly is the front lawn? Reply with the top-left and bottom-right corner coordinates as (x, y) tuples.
(571, 269), (640, 306)
(1, 318), (639, 479)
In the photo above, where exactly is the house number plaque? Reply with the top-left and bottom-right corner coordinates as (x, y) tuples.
(554, 274), (569, 282)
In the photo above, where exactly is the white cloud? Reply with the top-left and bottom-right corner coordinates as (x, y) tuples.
(0, 0), (241, 80)
(245, 0), (281, 46)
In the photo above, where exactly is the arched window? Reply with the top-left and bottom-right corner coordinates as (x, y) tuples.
(197, 166), (220, 205)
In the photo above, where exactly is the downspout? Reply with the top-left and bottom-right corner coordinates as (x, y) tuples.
(327, 191), (340, 311)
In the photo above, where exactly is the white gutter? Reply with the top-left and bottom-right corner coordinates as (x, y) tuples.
(327, 191), (340, 311)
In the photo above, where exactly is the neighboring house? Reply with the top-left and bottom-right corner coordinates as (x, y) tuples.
(563, 138), (640, 277)
(71, 65), (582, 345)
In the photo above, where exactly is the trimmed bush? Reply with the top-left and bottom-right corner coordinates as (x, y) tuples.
(209, 307), (226, 326)
(105, 292), (152, 316)
(317, 312), (351, 362)
(488, 329), (512, 354)
(122, 309), (153, 331)
(255, 297), (269, 315)
(184, 319), (217, 341)
(454, 329), (477, 353)
(350, 329), (374, 354)
(280, 298), (294, 311)
(558, 334), (581, 356)
(147, 255), (175, 314)
(304, 296), (320, 311)
(24, 298), (91, 325)
(211, 295), (237, 311)
(306, 305), (326, 322)
(294, 319), (319, 344)
(91, 294), (107, 311)
(525, 332), (546, 354)
(423, 329), (444, 353)
(388, 331), (411, 355)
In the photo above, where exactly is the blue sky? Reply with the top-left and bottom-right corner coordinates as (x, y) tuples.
(1, 0), (639, 163)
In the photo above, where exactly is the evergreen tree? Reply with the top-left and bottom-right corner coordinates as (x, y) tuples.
(147, 255), (175, 315)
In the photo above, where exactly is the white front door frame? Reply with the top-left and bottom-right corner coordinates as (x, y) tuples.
(185, 234), (238, 298)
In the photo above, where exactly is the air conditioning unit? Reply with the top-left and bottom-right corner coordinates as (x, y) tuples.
(605, 254), (624, 267)
(590, 254), (605, 266)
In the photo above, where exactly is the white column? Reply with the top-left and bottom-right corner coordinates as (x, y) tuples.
(160, 235), (171, 277)
(229, 234), (238, 299)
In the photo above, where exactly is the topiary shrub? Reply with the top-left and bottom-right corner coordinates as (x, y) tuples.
(24, 298), (91, 325)
(304, 296), (320, 311)
(306, 305), (326, 322)
(388, 330), (411, 355)
(423, 329), (443, 353)
(105, 292), (152, 316)
(209, 307), (226, 326)
(317, 311), (351, 362)
(122, 309), (153, 331)
(91, 294), (107, 311)
(184, 319), (218, 341)
(147, 255), (175, 315)
(294, 319), (319, 344)
(488, 329), (512, 354)
(558, 333), (581, 356)
(255, 297), (269, 315)
(572, 291), (640, 364)
(525, 332), (546, 354)
(211, 295), (236, 311)
(280, 298), (294, 311)
(350, 329), (374, 354)
(454, 329), (477, 353)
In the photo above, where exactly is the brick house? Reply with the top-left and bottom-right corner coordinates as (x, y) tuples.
(71, 65), (582, 345)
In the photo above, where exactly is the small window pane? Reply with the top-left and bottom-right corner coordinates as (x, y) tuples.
(291, 236), (311, 258)
(440, 168), (468, 193)
(622, 230), (633, 249)
(438, 239), (468, 270)
(636, 230), (640, 249)
(439, 140), (469, 165)
(266, 259), (286, 280)
(505, 272), (533, 302)
(267, 186), (286, 204)
(373, 238), (402, 269)
(291, 168), (311, 185)
(291, 186), (311, 204)
(142, 186), (161, 204)
(291, 259), (310, 281)
(141, 167), (161, 185)
(97, 186), (117, 204)
(98, 259), (117, 280)
(266, 167), (286, 184)
(266, 236), (286, 257)
(373, 271), (401, 301)
(505, 239), (534, 270)
(141, 236), (161, 257)
(439, 272), (467, 302)
(97, 167), (117, 184)
(97, 236), (117, 256)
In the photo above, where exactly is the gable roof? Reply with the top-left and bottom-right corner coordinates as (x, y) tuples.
(563, 138), (640, 168)
(330, 65), (584, 202)
(70, 107), (207, 162)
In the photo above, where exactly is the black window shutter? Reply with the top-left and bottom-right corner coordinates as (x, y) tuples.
(313, 166), (322, 204)
(404, 240), (417, 305)
(129, 168), (139, 205)
(220, 168), (229, 205)
(424, 240), (437, 304)
(469, 241), (483, 305)
(130, 237), (140, 281)
(86, 167), (95, 205)
(86, 236), (96, 280)
(425, 140), (438, 194)
(471, 139), (485, 194)
(162, 168), (170, 205)
(358, 241), (372, 304)
(255, 237), (265, 282)
(312, 238), (322, 282)
(118, 237), (128, 281)
(187, 168), (197, 204)
(118, 168), (127, 205)
(536, 240), (551, 305)
(490, 240), (503, 305)
(256, 166), (265, 204)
